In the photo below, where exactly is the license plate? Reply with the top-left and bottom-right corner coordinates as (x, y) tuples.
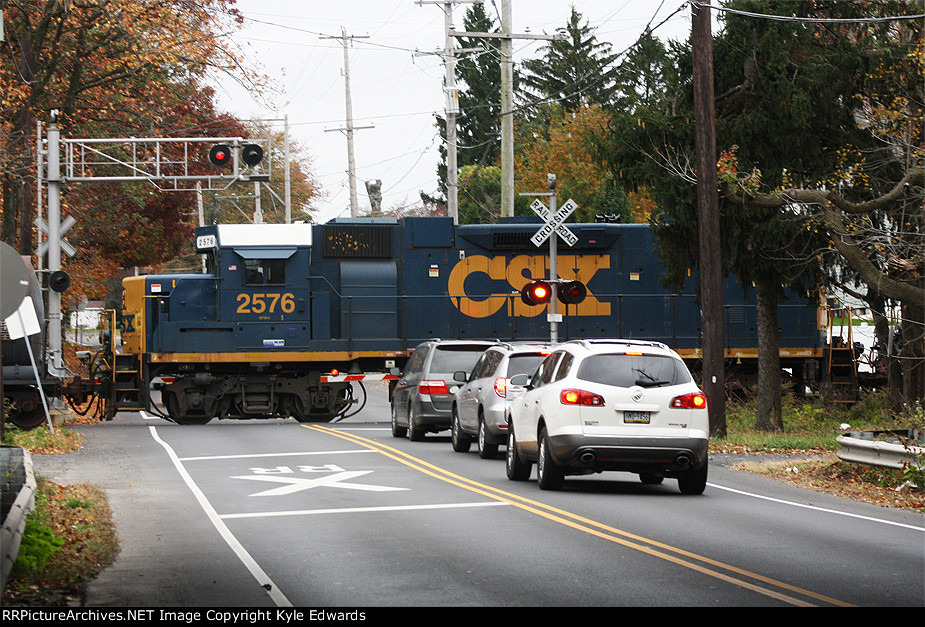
(623, 411), (650, 424)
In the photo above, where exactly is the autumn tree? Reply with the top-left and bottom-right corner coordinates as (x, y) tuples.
(0, 1), (329, 319)
(515, 104), (631, 223)
(714, 0), (924, 407)
(0, 1), (265, 255)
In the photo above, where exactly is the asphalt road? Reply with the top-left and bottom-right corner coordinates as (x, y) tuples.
(30, 382), (925, 608)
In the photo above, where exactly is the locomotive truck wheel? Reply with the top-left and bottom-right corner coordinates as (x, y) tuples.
(165, 390), (212, 425)
(9, 394), (46, 429)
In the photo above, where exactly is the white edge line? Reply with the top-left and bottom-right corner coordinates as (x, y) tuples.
(220, 501), (510, 520)
(146, 422), (293, 607)
(707, 482), (925, 532)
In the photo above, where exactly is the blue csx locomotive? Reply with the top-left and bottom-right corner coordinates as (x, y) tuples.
(79, 217), (827, 424)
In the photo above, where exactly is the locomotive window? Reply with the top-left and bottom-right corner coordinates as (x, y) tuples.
(244, 259), (286, 285)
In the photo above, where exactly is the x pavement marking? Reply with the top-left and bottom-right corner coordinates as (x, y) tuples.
(232, 470), (408, 497)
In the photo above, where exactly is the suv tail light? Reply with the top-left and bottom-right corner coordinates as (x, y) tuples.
(494, 377), (507, 398)
(560, 389), (605, 406)
(670, 392), (707, 409)
(419, 380), (450, 395)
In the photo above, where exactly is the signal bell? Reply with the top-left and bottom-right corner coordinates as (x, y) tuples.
(521, 280), (552, 306)
(557, 280), (587, 305)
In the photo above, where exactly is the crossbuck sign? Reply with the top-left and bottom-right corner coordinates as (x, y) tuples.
(530, 198), (578, 247)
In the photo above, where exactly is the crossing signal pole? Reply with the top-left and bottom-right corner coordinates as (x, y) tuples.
(38, 123), (268, 373)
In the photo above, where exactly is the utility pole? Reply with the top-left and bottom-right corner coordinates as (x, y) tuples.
(418, 1), (479, 224)
(692, 1), (726, 437)
(500, 0), (513, 218)
(450, 0), (562, 218)
(283, 115), (291, 223)
(322, 28), (373, 218)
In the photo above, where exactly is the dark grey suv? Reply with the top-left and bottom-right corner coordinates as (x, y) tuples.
(451, 343), (551, 458)
(391, 339), (498, 441)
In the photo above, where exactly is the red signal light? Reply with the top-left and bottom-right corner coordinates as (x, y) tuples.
(521, 280), (552, 306)
(209, 144), (232, 167)
(557, 280), (586, 305)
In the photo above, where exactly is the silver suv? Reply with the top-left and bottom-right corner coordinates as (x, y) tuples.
(451, 343), (551, 458)
(391, 339), (498, 441)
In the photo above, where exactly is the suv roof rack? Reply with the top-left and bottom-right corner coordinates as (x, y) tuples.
(566, 338), (669, 350)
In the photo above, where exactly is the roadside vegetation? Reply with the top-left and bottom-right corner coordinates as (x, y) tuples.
(711, 391), (924, 512)
(2, 424), (119, 605)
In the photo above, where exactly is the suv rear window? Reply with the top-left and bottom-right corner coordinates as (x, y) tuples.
(576, 354), (690, 388)
(430, 346), (490, 374)
(506, 354), (547, 378)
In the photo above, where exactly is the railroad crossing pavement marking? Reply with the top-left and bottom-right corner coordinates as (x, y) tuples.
(231, 468), (408, 497)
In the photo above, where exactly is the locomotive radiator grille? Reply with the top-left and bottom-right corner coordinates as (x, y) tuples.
(323, 225), (392, 258)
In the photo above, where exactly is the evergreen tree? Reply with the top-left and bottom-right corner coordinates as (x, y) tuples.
(519, 6), (619, 112)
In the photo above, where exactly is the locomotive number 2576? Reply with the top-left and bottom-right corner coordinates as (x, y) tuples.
(236, 292), (296, 314)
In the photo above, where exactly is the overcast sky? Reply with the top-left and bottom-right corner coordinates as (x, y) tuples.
(212, 0), (695, 224)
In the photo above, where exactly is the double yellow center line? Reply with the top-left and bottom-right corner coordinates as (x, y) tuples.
(306, 424), (852, 607)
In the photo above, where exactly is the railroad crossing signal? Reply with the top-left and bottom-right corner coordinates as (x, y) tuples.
(36, 216), (76, 258)
(209, 143), (264, 168)
(558, 280), (586, 305)
(521, 279), (586, 306)
(530, 198), (578, 247)
(521, 280), (552, 306)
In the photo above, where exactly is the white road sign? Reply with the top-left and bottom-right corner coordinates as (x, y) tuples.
(530, 198), (578, 247)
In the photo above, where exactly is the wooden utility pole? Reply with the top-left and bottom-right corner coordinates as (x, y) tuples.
(449, 0), (561, 218)
(417, 1), (479, 224)
(692, 1), (726, 437)
(322, 28), (373, 218)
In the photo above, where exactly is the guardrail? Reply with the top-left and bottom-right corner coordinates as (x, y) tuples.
(836, 430), (924, 470)
(1, 447), (36, 593)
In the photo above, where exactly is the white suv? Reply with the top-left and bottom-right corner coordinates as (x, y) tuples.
(506, 339), (709, 493)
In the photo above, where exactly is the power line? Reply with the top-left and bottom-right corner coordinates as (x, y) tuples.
(698, 1), (925, 24)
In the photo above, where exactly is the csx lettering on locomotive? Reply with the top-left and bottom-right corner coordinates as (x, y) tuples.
(447, 253), (610, 318)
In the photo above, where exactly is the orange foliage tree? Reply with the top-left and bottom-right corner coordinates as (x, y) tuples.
(514, 104), (636, 223)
